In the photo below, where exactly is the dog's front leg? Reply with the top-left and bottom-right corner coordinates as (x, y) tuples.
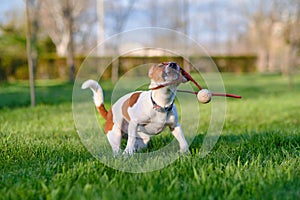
(123, 120), (138, 155)
(171, 125), (189, 153)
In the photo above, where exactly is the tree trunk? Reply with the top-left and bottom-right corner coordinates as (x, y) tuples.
(111, 40), (120, 83)
(97, 0), (104, 56)
(67, 28), (75, 82)
(56, 33), (70, 57)
(287, 44), (298, 88)
(111, 54), (119, 83)
(182, 0), (190, 73)
(64, 0), (75, 82)
(109, 0), (136, 82)
(26, 0), (39, 107)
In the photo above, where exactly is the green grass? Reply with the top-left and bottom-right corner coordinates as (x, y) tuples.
(1, 74), (300, 199)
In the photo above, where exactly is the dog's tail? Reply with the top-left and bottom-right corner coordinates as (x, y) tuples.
(81, 80), (108, 119)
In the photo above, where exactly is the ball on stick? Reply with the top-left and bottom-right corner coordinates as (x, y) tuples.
(197, 89), (212, 104)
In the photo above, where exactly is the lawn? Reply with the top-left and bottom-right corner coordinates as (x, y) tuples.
(0, 74), (300, 199)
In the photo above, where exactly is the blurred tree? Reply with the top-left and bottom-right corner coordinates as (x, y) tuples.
(206, 1), (219, 51)
(0, 10), (26, 53)
(96, 0), (104, 56)
(64, 0), (75, 81)
(148, 0), (158, 27)
(39, 36), (56, 54)
(146, 0), (190, 51)
(245, 0), (281, 72)
(0, 2), (58, 81)
(242, 0), (299, 75)
(0, 11), (26, 80)
(26, 0), (41, 106)
(40, 0), (93, 81)
(106, 0), (136, 82)
(283, 0), (300, 87)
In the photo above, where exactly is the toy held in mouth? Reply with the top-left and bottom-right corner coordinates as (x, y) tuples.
(197, 89), (212, 104)
(150, 65), (242, 104)
(181, 67), (242, 103)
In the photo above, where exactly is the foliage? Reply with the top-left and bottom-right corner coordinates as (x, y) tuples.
(0, 74), (299, 199)
(211, 55), (257, 73)
(0, 20), (56, 81)
(0, 55), (258, 81)
(0, 23), (27, 80)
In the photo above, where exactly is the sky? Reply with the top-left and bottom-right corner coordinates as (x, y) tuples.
(0, 0), (24, 23)
(0, 0), (252, 54)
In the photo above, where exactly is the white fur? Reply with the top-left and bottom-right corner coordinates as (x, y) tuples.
(81, 80), (104, 107)
(82, 63), (189, 155)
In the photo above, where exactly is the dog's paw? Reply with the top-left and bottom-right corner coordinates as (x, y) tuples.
(123, 147), (136, 156)
(112, 149), (121, 157)
(180, 145), (190, 154)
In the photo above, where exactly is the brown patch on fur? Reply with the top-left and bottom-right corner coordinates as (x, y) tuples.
(122, 92), (142, 121)
(104, 108), (114, 134)
(97, 104), (108, 119)
(148, 64), (165, 83)
(96, 104), (113, 134)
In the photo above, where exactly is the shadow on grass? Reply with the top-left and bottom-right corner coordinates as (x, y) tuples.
(0, 80), (118, 109)
(0, 81), (74, 109)
(1, 74), (299, 108)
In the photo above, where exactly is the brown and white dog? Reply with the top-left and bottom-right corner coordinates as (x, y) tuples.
(82, 62), (189, 155)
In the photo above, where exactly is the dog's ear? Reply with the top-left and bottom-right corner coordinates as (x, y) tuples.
(148, 65), (155, 79)
(148, 64), (162, 79)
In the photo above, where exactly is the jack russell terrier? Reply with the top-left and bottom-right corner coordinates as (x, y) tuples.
(82, 62), (190, 155)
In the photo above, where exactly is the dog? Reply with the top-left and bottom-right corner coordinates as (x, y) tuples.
(81, 62), (189, 155)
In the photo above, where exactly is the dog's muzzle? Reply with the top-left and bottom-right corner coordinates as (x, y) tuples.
(169, 62), (179, 70)
(164, 62), (180, 81)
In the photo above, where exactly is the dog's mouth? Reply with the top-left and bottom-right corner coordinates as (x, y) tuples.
(162, 62), (181, 82)
(149, 62), (188, 90)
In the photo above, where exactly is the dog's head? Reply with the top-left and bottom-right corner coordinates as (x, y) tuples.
(148, 62), (188, 88)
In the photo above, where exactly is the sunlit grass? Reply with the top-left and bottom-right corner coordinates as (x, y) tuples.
(0, 73), (300, 199)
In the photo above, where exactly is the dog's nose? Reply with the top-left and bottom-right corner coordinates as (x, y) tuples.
(169, 62), (178, 70)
